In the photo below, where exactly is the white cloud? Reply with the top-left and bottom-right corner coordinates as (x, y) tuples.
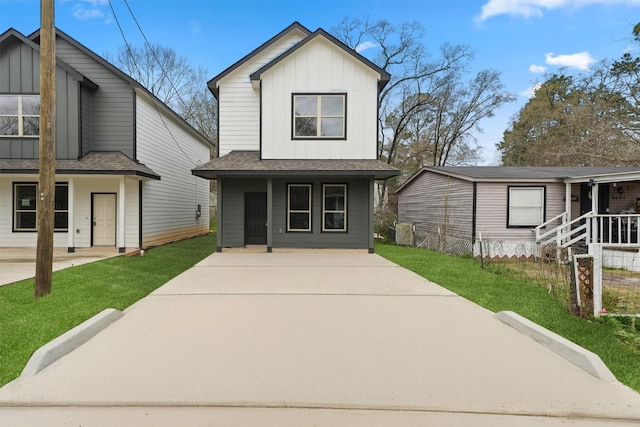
(355, 41), (378, 53)
(529, 64), (547, 73)
(69, 0), (109, 21)
(545, 51), (596, 70)
(476, 0), (640, 22)
(521, 82), (542, 98)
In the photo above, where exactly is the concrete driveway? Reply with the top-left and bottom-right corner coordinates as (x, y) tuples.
(1, 252), (639, 426)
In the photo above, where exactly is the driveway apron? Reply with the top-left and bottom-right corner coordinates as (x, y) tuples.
(1, 252), (640, 426)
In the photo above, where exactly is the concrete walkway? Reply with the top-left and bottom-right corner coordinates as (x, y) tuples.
(1, 252), (640, 426)
(0, 248), (121, 287)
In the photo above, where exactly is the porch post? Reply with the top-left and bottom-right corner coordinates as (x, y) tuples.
(590, 182), (599, 246)
(564, 182), (571, 220)
(67, 178), (75, 252)
(592, 243), (603, 316)
(267, 178), (273, 252)
(368, 179), (375, 253)
(216, 179), (222, 252)
(118, 177), (126, 253)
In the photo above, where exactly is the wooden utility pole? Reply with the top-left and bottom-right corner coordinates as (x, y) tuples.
(35, 0), (56, 298)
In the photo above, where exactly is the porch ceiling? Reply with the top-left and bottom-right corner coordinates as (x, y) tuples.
(0, 151), (160, 180)
(192, 150), (400, 180)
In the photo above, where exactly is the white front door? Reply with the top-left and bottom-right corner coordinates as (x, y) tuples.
(93, 193), (116, 246)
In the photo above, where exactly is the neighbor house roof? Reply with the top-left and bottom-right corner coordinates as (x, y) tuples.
(26, 28), (212, 148)
(192, 150), (400, 179)
(396, 166), (640, 193)
(0, 151), (160, 180)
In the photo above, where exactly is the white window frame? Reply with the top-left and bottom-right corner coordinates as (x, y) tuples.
(508, 186), (546, 228)
(13, 182), (68, 232)
(292, 93), (346, 139)
(287, 184), (312, 232)
(322, 184), (347, 232)
(0, 94), (40, 138)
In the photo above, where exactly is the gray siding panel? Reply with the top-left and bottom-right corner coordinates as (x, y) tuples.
(220, 177), (371, 249)
(220, 178), (267, 247)
(398, 171), (474, 244)
(54, 37), (134, 157)
(80, 87), (92, 155)
(272, 178), (370, 249)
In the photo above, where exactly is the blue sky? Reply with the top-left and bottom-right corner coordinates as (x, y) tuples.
(1, 0), (640, 164)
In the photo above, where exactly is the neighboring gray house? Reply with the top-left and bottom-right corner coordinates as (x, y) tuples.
(396, 166), (640, 259)
(0, 28), (212, 252)
(193, 22), (399, 252)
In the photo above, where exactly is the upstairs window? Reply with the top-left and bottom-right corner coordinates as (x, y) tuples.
(0, 95), (40, 137)
(293, 94), (345, 139)
(507, 186), (545, 227)
(14, 183), (68, 232)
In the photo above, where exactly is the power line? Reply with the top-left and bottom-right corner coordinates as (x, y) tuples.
(106, 0), (199, 166)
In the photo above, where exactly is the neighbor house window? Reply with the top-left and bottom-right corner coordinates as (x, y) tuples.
(13, 183), (68, 231)
(508, 186), (545, 227)
(287, 184), (312, 231)
(0, 95), (40, 137)
(293, 94), (345, 139)
(323, 184), (346, 232)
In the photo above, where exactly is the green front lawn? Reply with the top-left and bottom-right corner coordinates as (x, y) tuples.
(375, 242), (640, 393)
(0, 233), (216, 387)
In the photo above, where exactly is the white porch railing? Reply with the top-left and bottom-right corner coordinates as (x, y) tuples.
(535, 212), (640, 248)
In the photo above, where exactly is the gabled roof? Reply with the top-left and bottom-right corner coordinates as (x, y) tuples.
(192, 150), (400, 180)
(207, 22), (312, 98)
(0, 28), (87, 84)
(0, 151), (160, 180)
(250, 28), (391, 93)
(26, 27), (212, 148)
(396, 165), (640, 194)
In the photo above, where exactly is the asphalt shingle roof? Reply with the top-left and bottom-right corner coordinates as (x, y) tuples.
(0, 151), (160, 179)
(192, 150), (400, 179)
(427, 166), (640, 180)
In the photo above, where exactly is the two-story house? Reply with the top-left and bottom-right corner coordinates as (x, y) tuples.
(0, 28), (212, 252)
(192, 22), (399, 252)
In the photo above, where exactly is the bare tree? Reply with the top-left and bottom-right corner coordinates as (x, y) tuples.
(332, 18), (514, 203)
(108, 44), (217, 153)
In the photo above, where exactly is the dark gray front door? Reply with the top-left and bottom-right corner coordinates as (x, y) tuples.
(245, 192), (267, 245)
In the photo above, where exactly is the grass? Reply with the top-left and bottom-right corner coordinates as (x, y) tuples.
(375, 242), (640, 393)
(0, 232), (216, 387)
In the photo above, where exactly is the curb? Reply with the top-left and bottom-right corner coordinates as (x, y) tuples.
(21, 308), (123, 377)
(494, 311), (617, 382)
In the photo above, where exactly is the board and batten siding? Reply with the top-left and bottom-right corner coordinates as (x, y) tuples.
(0, 37), (80, 159)
(259, 38), (379, 160)
(397, 172), (474, 244)
(54, 35), (135, 157)
(216, 31), (307, 156)
(135, 92), (211, 247)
